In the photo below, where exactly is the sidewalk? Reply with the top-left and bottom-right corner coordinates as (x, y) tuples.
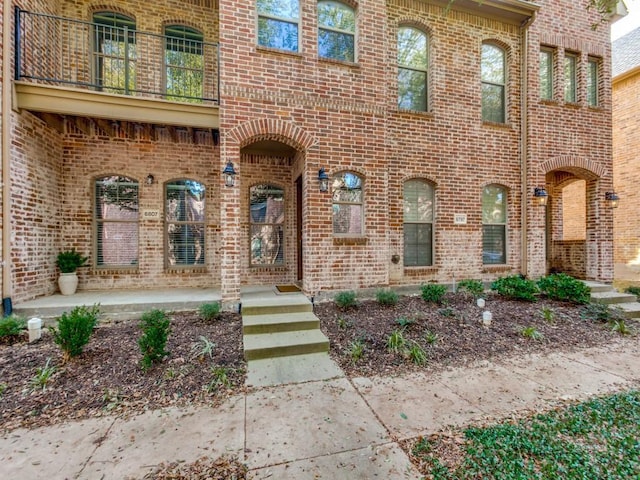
(1, 339), (638, 479)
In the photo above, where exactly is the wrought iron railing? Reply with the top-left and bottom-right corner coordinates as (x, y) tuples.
(14, 8), (220, 104)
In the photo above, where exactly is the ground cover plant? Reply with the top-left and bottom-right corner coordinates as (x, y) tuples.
(405, 390), (640, 479)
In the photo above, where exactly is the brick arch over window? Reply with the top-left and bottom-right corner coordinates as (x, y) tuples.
(89, 4), (136, 20)
(227, 119), (318, 152)
(540, 156), (605, 180)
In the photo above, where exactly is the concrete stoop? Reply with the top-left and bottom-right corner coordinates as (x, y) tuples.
(241, 292), (340, 386)
(585, 281), (640, 318)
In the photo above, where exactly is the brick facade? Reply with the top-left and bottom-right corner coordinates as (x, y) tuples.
(1, 0), (615, 305)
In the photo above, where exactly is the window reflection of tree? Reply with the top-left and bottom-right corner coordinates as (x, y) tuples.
(332, 172), (363, 235)
(250, 185), (285, 265)
(166, 180), (205, 266)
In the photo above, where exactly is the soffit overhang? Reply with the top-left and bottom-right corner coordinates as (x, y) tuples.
(424, 0), (539, 25)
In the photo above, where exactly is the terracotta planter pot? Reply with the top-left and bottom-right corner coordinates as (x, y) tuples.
(58, 272), (79, 295)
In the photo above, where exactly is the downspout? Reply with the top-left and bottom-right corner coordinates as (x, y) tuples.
(2, 0), (13, 303)
(520, 12), (535, 277)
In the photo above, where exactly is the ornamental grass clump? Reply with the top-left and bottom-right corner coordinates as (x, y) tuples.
(49, 304), (100, 362)
(138, 309), (171, 371)
(334, 290), (357, 309)
(0, 315), (27, 338)
(376, 289), (399, 306)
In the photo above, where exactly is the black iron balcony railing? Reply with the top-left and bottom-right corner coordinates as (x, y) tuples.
(14, 8), (220, 105)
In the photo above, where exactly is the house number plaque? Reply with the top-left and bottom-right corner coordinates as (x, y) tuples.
(142, 209), (161, 220)
(454, 213), (467, 225)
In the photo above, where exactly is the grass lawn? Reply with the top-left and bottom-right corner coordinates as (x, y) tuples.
(408, 390), (640, 479)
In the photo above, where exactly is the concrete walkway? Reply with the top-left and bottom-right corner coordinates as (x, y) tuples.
(1, 339), (639, 479)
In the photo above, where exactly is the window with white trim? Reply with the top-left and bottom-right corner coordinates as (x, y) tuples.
(257, 0), (299, 52)
(164, 25), (204, 102)
(318, 1), (356, 62)
(94, 175), (139, 267)
(332, 172), (363, 235)
(403, 179), (434, 266)
(482, 185), (507, 265)
(165, 180), (206, 267)
(398, 26), (428, 111)
(250, 184), (285, 265)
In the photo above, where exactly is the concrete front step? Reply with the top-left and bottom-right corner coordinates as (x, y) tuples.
(583, 281), (614, 293)
(590, 291), (638, 305)
(616, 302), (640, 319)
(243, 311), (319, 335)
(241, 300), (312, 316)
(243, 329), (330, 361)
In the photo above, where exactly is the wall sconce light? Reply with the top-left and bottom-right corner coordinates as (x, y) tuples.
(222, 161), (237, 187)
(318, 167), (329, 192)
(605, 191), (620, 209)
(533, 187), (548, 206)
(146, 174), (155, 185)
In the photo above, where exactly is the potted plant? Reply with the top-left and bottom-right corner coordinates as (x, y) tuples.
(56, 249), (88, 295)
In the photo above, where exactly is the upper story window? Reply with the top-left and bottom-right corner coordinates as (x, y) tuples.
(481, 43), (506, 123)
(250, 184), (285, 266)
(539, 48), (554, 101)
(403, 179), (434, 266)
(587, 57), (600, 107)
(318, 1), (356, 62)
(165, 180), (206, 267)
(564, 52), (578, 103)
(94, 175), (139, 268)
(164, 25), (204, 103)
(397, 26), (428, 111)
(332, 172), (363, 235)
(257, 0), (300, 52)
(93, 12), (137, 94)
(482, 185), (507, 265)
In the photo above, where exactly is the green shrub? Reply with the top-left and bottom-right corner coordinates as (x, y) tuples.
(457, 279), (485, 297)
(537, 273), (590, 304)
(0, 315), (27, 337)
(376, 289), (399, 306)
(138, 309), (171, 371)
(491, 275), (539, 302)
(421, 284), (447, 303)
(624, 286), (640, 299)
(199, 302), (221, 321)
(49, 305), (100, 361)
(56, 249), (88, 273)
(334, 291), (357, 309)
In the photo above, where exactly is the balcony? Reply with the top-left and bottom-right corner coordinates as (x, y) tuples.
(14, 8), (220, 130)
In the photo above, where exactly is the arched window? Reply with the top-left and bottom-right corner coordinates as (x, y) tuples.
(94, 175), (139, 267)
(398, 26), (428, 111)
(332, 172), (363, 235)
(165, 180), (206, 267)
(164, 25), (204, 102)
(318, 1), (356, 62)
(482, 185), (507, 264)
(93, 12), (137, 94)
(257, 0), (300, 52)
(481, 43), (506, 123)
(403, 179), (434, 266)
(250, 184), (285, 265)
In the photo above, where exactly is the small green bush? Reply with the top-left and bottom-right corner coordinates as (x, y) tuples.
(199, 302), (221, 321)
(50, 304), (100, 361)
(624, 286), (640, 299)
(457, 279), (485, 297)
(421, 284), (447, 303)
(376, 289), (399, 306)
(537, 273), (590, 304)
(334, 291), (357, 309)
(0, 315), (27, 337)
(491, 275), (539, 302)
(56, 249), (88, 273)
(138, 309), (171, 371)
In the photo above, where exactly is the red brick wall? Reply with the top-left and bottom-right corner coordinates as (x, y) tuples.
(613, 70), (640, 277)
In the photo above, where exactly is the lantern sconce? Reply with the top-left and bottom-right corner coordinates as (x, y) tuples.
(222, 161), (237, 187)
(318, 167), (329, 193)
(533, 187), (548, 206)
(605, 191), (620, 209)
(145, 174), (155, 186)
